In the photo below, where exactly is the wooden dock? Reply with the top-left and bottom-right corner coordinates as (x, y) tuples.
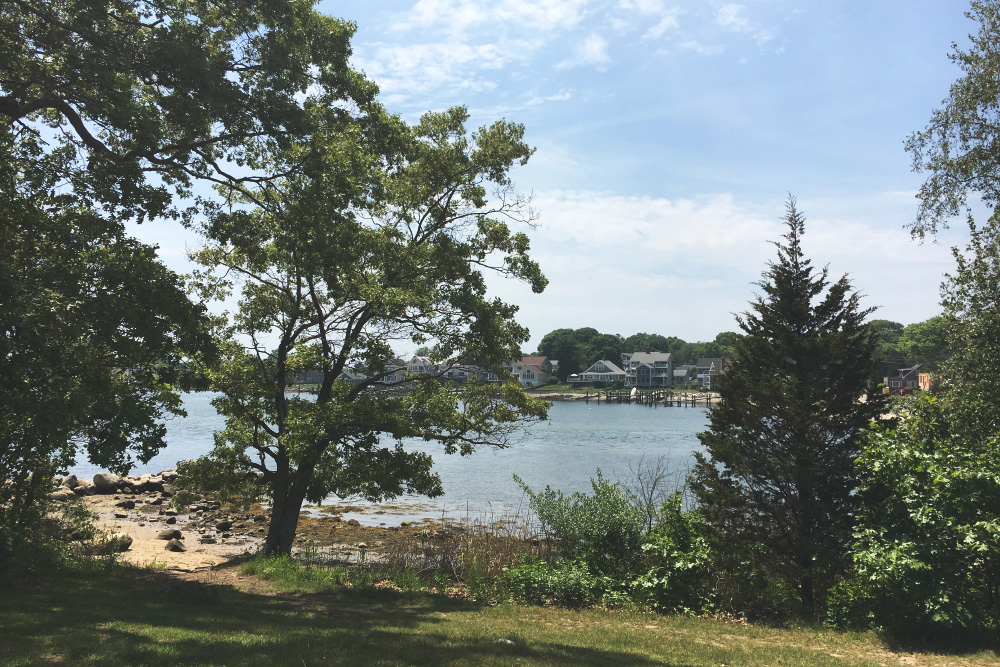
(585, 389), (716, 407)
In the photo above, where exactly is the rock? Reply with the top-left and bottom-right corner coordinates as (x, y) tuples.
(199, 536), (217, 544)
(116, 500), (136, 510)
(165, 516), (177, 525)
(159, 469), (178, 482)
(161, 484), (177, 497)
(92, 472), (120, 492)
(165, 538), (186, 552)
(100, 532), (133, 554)
(157, 529), (183, 540)
(52, 475), (63, 487)
(347, 518), (361, 527)
(164, 509), (178, 517)
(61, 474), (80, 489)
(148, 497), (163, 506)
(49, 489), (75, 502)
(114, 512), (128, 519)
(215, 520), (232, 531)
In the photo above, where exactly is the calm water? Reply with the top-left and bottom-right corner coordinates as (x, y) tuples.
(71, 393), (708, 517)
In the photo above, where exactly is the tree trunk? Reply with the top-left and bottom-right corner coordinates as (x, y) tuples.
(263, 482), (308, 556)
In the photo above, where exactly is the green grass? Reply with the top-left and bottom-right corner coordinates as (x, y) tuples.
(1, 560), (997, 666)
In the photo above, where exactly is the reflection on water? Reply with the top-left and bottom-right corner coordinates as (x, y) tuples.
(71, 393), (708, 519)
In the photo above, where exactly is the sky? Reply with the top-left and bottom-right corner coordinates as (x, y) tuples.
(140, 0), (979, 353)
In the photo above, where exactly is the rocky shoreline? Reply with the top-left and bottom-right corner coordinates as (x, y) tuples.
(50, 471), (470, 573)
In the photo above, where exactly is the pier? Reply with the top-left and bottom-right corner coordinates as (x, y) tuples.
(585, 390), (716, 407)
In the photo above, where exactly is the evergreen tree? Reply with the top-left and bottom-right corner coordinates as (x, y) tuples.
(689, 199), (887, 616)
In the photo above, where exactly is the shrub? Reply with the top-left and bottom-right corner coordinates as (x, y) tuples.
(829, 396), (1000, 635)
(635, 493), (715, 613)
(502, 555), (600, 607)
(515, 470), (645, 577)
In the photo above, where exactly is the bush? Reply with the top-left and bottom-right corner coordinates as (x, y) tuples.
(515, 470), (645, 577)
(502, 555), (600, 607)
(828, 396), (1000, 634)
(636, 493), (715, 613)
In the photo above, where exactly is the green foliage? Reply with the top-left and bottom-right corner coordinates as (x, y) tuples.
(831, 396), (1000, 634)
(183, 101), (548, 555)
(906, 0), (1000, 237)
(636, 494), (715, 614)
(897, 316), (951, 372)
(515, 471), (645, 577)
(940, 214), (1000, 439)
(2, 0), (366, 563)
(502, 555), (602, 608)
(690, 198), (887, 617)
(0, 129), (213, 552)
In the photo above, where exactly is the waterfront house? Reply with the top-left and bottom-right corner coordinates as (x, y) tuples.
(696, 357), (728, 390)
(569, 360), (626, 385)
(624, 350), (674, 388)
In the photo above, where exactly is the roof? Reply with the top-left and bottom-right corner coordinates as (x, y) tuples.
(582, 360), (624, 374)
(521, 356), (549, 366)
(696, 357), (724, 367)
(629, 352), (673, 364)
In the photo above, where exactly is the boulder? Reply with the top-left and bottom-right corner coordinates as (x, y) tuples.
(116, 499), (136, 509)
(92, 472), (120, 493)
(157, 529), (183, 541)
(215, 520), (232, 532)
(165, 516), (177, 525)
(108, 532), (133, 552)
(165, 538), (186, 552)
(73, 479), (95, 496)
(49, 489), (75, 502)
(61, 474), (80, 489)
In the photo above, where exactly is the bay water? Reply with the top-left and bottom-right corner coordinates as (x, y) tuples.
(71, 393), (709, 520)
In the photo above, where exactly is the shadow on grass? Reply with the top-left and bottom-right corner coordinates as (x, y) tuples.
(0, 563), (690, 667)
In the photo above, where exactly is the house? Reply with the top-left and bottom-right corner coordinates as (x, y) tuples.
(517, 356), (553, 387)
(696, 357), (728, 390)
(568, 360), (626, 385)
(374, 358), (408, 385)
(885, 363), (922, 390)
(488, 356), (554, 387)
(407, 355), (439, 376)
(673, 364), (696, 388)
(441, 364), (487, 383)
(918, 372), (936, 392)
(624, 350), (674, 388)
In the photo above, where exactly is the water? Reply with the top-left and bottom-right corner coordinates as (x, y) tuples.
(70, 393), (708, 518)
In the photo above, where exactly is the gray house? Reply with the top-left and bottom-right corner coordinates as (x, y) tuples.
(624, 351), (674, 388)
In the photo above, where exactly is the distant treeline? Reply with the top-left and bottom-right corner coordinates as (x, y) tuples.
(537, 318), (950, 383)
(534, 328), (739, 382)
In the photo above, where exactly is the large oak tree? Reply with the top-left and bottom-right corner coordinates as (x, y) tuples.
(181, 105), (548, 555)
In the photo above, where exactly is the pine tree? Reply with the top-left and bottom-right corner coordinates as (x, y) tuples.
(689, 198), (887, 616)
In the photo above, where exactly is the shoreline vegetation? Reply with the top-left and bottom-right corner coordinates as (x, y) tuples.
(7, 472), (996, 666)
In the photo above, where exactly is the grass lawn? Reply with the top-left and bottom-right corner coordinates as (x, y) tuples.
(1, 562), (997, 667)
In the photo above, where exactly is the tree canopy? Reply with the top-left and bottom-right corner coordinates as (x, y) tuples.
(0, 0), (385, 560)
(689, 199), (887, 616)
(906, 0), (1000, 237)
(181, 103), (548, 555)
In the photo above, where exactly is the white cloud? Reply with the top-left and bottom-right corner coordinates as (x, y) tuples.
(500, 189), (956, 346)
(391, 0), (593, 33)
(644, 13), (679, 39)
(556, 34), (612, 70)
(618, 0), (664, 15)
(715, 3), (776, 46)
(354, 41), (524, 102)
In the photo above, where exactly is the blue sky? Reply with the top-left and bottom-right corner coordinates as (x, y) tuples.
(141, 0), (977, 353)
